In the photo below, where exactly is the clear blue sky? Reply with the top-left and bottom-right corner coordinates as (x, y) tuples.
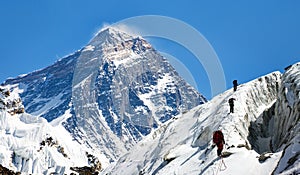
(0, 0), (299, 99)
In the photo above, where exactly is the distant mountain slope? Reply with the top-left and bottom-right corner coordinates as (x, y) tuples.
(103, 64), (299, 175)
(3, 27), (206, 161)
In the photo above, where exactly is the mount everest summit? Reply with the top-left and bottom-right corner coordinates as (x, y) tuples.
(1, 27), (205, 173)
(0, 27), (299, 174)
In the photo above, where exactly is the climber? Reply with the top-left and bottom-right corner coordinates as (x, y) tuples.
(233, 80), (238, 92)
(213, 130), (225, 157)
(228, 98), (236, 113)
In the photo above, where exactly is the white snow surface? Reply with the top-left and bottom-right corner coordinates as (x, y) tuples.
(103, 71), (283, 175)
(82, 45), (95, 52)
(30, 93), (65, 117)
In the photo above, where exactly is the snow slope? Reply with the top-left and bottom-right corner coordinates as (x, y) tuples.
(103, 71), (284, 175)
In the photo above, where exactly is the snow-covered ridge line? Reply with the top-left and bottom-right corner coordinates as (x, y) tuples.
(104, 62), (300, 175)
(103, 71), (282, 175)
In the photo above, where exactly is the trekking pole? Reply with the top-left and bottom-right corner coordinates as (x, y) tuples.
(215, 157), (223, 175)
(221, 157), (227, 169)
(215, 157), (227, 175)
(215, 161), (221, 175)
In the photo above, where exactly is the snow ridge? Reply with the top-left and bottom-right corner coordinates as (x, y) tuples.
(103, 71), (285, 175)
(104, 63), (300, 175)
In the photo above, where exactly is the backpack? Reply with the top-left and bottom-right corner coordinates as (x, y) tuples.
(213, 130), (224, 144)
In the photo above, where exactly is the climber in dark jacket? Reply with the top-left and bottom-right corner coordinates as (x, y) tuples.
(228, 98), (236, 113)
(233, 80), (238, 92)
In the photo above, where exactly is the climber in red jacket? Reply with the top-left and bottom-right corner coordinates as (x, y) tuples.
(213, 130), (225, 157)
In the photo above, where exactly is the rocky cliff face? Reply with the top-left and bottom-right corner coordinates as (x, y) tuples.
(3, 27), (206, 160)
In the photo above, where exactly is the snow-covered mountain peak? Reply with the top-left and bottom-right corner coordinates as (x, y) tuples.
(71, 26), (206, 159)
(89, 27), (138, 48)
(100, 27), (132, 38)
(81, 27), (153, 67)
(3, 24), (206, 169)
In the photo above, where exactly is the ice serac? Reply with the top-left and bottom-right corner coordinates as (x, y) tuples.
(3, 27), (206, 160)
(247, 63), (300, 174)
(271, 63), (300, 174)
(0, 86), (103, 175)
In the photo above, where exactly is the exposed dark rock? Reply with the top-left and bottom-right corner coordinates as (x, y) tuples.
(258, 153), (272, 163)
(70, 166), (99, 175)
(0, 164), (19, 175)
